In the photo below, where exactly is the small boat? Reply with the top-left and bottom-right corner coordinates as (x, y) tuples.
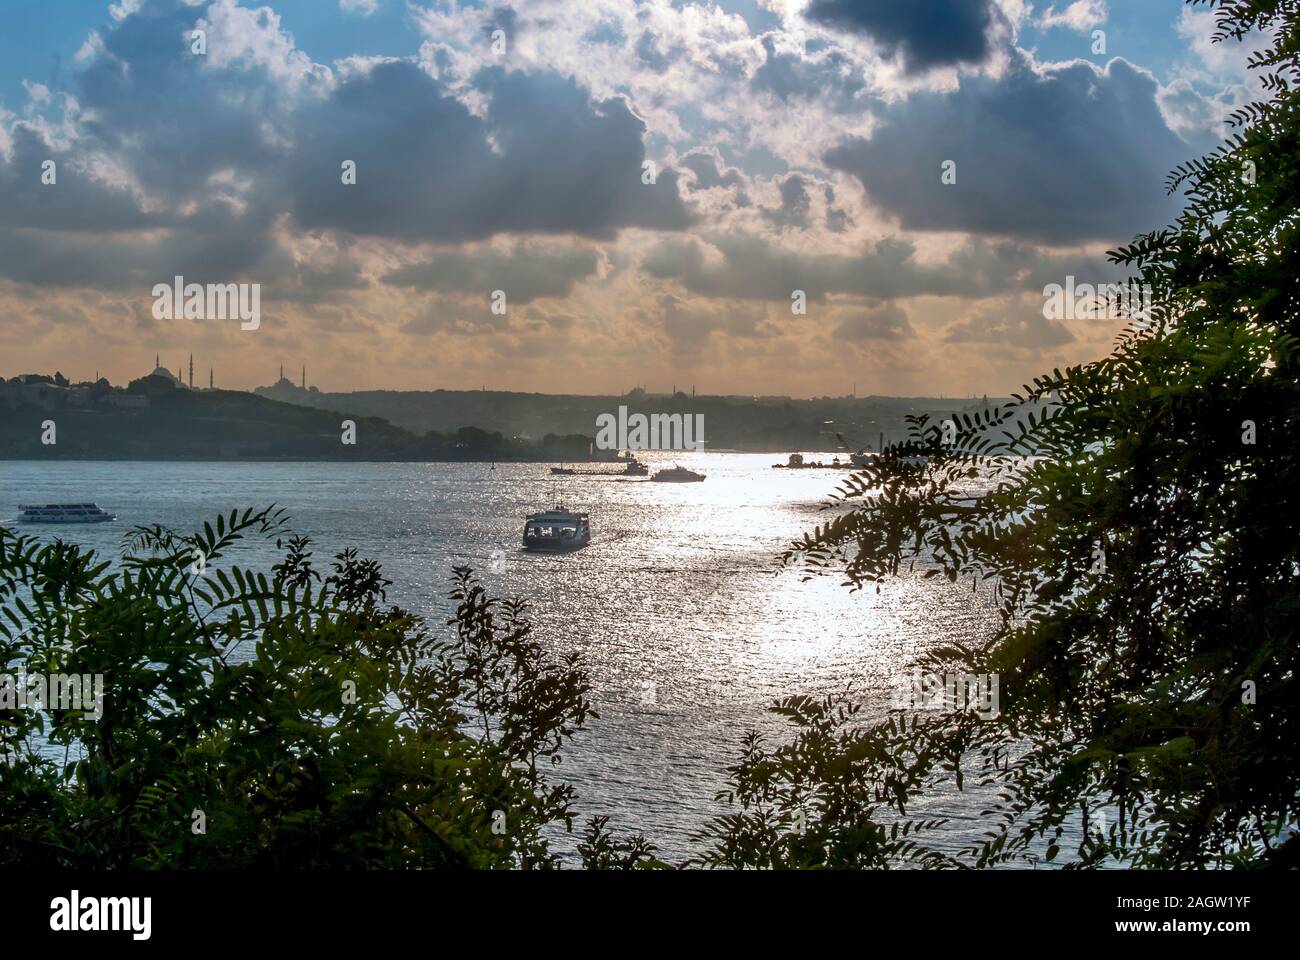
(18, 503), (116, 524)
(622, 458), (649, 476)
(522, 507), (591, 551)
(650, 465), (706, 483)
(550, 466), (577, 475)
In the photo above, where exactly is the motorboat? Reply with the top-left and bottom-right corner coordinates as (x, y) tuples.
(522, 507), (591, 551)
(650, 465), (705, 483)
(17, 503), (115, 524)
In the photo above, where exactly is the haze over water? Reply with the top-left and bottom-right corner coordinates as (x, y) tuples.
(4, 452), (1007, 862)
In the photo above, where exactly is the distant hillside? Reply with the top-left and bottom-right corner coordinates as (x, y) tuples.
(254, 382), (1005, 453)
(0, 376), (596, 461)
(2, 369), (1021, 460)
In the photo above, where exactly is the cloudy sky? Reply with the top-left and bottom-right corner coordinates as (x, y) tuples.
(0, 0), (1266, 395)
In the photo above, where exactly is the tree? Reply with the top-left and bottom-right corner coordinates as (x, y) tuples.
(699, 0), (1299, 868)
(0, 508), (596, 868)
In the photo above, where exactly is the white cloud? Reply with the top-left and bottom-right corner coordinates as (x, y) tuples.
(74, 30), (105, 63)
(22, 81), (52, 105)
(108, 0), (143, 22)
(1157, 76), (1251, 142)
(1174, 5), (1273, 87)
(340, 0), (380, 16)
(1038, 0), (1107, 33)
(196, 0), (334, 94)
(1159, 4), (1274, 137)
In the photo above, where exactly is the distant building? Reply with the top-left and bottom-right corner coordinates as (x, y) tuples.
(0, 379), (66, 409)
(145, 354), (187, 388)
(254, 363), (321, 403)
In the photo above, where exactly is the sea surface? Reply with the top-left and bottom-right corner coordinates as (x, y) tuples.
(2, 454), (1037, 865)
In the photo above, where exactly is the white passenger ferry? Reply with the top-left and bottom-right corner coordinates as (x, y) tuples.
(522, 507), (591, 551)
(17, 503), (116, 524)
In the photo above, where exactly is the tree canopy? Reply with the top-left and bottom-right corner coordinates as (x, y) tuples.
(0, 509), (610, 867)
(731, 0), (1300, 868)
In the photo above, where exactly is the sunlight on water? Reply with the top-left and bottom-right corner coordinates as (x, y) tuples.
(1, 454), (1037, 863)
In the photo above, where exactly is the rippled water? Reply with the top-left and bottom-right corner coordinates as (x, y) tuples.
(3, 454), (1017, 863)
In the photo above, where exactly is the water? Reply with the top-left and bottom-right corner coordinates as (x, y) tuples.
(2, 454), (1009, 864)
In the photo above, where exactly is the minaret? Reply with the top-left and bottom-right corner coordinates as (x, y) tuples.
(301, 365), (305, 389)
(189, 354), (194, 389)
(209, 368), (214, 390)
(155, 353), (160, 370)
(279, 364), (284, 381)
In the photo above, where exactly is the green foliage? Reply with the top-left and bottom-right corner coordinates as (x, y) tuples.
(577, 816), (667, 870)
(0, 508), (595, 868)
(690, 697), (952, 869)
(738, 0), (1300, 869)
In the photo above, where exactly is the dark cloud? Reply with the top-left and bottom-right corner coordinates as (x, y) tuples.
(382, 245), (599, 303)
(763, 174), (812, 228)
(825, 55), (1188, 244)
(834, 302), (914, 341)
(0, 2), (693, 295)
(750, 35), (866, 108)
(805, 0), (1003, 73)
(484, 6), (518, 45)
(0, 0), (305, 291)
(286, 62), (692, 242)
(582, 21), (626, 46)
(0, 204), (282, 291)
(263, 258), (372, 304)
(0, 124), (157, 232)
(399, 297), (508, 337)
(0, 0), (290, 247)
(656, 292), (773, 348)
(635, 30), (680, 73)
(74, 0), (304, 205)
(641, 233), (1110, 302)
(824, 184), (850, 232)
(945, 304), (1075, 348)
(679, 150), (745, 192)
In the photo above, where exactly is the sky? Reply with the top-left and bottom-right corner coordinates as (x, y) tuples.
(0, 0), (1271, 396)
